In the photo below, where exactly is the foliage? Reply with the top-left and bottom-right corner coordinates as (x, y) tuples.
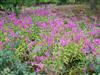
(79, 22), (87, 30)
(15, 41), (27, 59)
(0, 0), (22, 16)
(57, 0), (68, 5)
(83, 53), (100, 75)
(0, 49), (33, 75)
(0, 0), (34, 16)
(0, 49), (14, 70)
(62, 42), (85, 74)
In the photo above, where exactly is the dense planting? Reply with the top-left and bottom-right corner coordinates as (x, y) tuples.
(0, 7), (100, 75)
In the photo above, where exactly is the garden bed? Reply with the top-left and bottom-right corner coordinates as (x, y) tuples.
(0, 5), (100, 75)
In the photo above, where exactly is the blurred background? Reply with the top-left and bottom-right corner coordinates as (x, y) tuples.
(0, 0), (100, 16)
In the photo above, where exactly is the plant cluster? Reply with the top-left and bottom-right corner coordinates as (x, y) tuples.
(0, 7), (100, 75)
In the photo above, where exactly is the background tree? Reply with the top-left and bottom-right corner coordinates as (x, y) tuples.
(90, 0), (97, 10)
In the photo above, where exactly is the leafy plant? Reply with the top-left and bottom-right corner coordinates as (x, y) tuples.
(0, 49), (33, 75)
(79, 22), (87, 30)
(15, 41), (27, 59)
(62, 42), (85, 74)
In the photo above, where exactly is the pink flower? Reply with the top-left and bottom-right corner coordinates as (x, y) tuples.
(14, 19), (22, 26)
(92, 48), (97, 54)
(25, 37), (29, 43)
(28, 41), (36, 49)
(23, 17), (32, 25)
(65, 21), (76, 29)
(50, 28), (58, 37)
(73, 30), (83, 41)
(35, 68), (40, 73)
(60, 37), (70, 46)
(48, 20), (55, 27)
(54, 18), (64, 26)
(0, 41), (3, 46)
(93, 39), (100, 46)
(60, 38), (66, 46)
(35, 62), (45, 73)
(74, 34), (81, 41)
(81, 41), (96, 54)
(45, 51), (50, 57)
(10, 32), (16, 37)
(84, 38), (91, 46)
(0, 20), (4, 28)
(96, 24), (100, 27)
(37, 22), (47, 29)
(81, 47), (88, 54)
(72, 28), (78, 33)
(35, 56), (46, 62)
(9, 13), (16, 22)
(31, 62), (37, 66)
(23, 25), (28, 29)
(27, 30), (32, 33)
(46, 36), (53, 46)
(31, 62), (44, 73)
